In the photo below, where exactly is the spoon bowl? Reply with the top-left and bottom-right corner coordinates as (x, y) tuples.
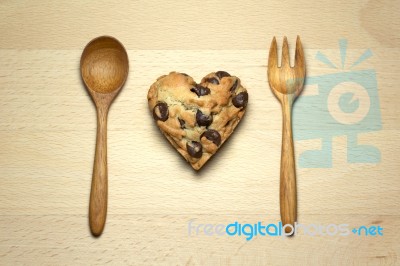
(80, 36), (129, 236)
(81, 36), (129, 95)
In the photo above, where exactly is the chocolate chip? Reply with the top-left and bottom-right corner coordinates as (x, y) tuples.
(196, 110), (213, 127)
(230, 79), (239, 93)
(186, 141), (202, 158)
(191, 84), (210, 97)
(153, 102), (169, 121)
(215, 71), (231, 79)
(205, 77), (219, 85)
(178, 118), (186, 129)
(232, 92), (248, 108)
(201, 129), (221, 146)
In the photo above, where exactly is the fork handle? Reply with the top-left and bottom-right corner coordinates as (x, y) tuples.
(280, 97), (297, 234)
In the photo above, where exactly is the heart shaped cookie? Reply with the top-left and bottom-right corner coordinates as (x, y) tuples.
(147, 71), (248, 170)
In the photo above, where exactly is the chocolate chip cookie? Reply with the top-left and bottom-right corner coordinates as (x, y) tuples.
(147, 71), (248, 170)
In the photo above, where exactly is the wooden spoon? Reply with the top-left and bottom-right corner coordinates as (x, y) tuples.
(80, 36), (129, 236)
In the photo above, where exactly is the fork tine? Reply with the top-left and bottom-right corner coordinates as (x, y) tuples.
(268, 37), (278, 69)
(295, 35), (305, 71)
(281, 36), (290, 68)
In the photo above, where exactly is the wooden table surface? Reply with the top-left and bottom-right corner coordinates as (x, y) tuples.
(1, 1), (399, 265)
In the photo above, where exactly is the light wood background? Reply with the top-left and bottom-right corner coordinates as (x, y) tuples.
(1, 0), (399, 265)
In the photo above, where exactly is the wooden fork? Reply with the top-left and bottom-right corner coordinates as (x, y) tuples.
(267, 36), (306, 234)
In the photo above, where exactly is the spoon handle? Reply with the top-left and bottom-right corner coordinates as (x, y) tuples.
(89, 107), (109, 236)
(280, 97), (297, 234)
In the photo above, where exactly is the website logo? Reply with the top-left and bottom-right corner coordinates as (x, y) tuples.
(293, 39), (382, 168)
(188, 219), (384, 241)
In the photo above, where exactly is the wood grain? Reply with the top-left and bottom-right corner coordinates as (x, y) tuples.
(0, 0), (399, 265)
